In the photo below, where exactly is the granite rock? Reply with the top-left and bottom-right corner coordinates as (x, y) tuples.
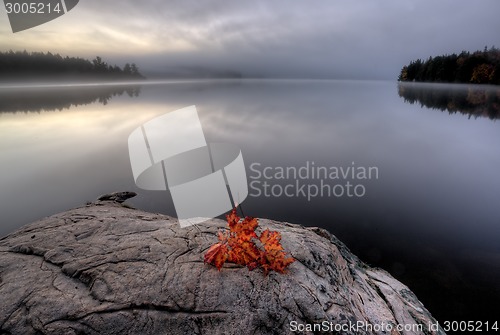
(0, 200), (445, 334)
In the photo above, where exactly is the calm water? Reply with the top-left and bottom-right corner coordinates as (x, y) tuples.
(1, 80), (499, 323)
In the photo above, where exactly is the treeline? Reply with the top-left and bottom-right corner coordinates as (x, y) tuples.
(398, 47), (500, 85)
(0, 50), (145, 80)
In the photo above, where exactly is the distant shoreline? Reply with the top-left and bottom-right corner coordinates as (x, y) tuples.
(398, 47), (500, 86)
(0, 51), (145, 82)
(398, 80), (500, 89)
(0, 78), (148, 89)
(2, 78), (500, 90)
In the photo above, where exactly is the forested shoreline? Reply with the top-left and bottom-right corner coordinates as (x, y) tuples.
(398, 47), (500, 85)
(0, 51), (145, 80)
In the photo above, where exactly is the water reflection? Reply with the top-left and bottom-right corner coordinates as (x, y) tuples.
(398, 82), (500, 120)
(0, 84), (141, 113)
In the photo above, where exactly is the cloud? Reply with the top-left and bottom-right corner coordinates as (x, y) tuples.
(1, 0), (499, 79)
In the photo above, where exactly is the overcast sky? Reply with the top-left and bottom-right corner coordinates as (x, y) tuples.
(1, 0), (500, 79)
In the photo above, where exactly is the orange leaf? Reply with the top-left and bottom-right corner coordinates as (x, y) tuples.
(204, 242), (228, 271)
(226, 208), (240, 230)
(227, 209), (258, 241)
(228, 240), (261, 269)
(259, 229), (295, 274)
(205, 208), (294, 274)
(259, 229), (284, 252)
(232, 217), (258, 242)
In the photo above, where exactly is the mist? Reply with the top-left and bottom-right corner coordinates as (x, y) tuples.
(1, 0), (500, 79)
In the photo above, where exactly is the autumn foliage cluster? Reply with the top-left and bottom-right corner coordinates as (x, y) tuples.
(204, 209), (295, 274)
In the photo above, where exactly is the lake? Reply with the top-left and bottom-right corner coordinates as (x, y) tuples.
(1, 79), (499, 324)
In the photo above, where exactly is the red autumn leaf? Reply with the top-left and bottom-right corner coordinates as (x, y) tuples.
(204, 208), (294, 274)
(228, 240), (261, 270)
(226, 208), (258, 242)
(204, 242), (228, 271)
(259, 229), (283, 251)
(226, 208), (240, 230)
(259, 229), (295, 274)
(233, 217), (258, 242)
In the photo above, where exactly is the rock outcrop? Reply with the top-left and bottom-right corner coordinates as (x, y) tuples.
(0, 197), (445, 334)
(97, 191), (137, 203)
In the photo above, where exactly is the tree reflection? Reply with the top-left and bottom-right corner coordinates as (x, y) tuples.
(0, 85), (141, 114)
(398, 82), (500, 120)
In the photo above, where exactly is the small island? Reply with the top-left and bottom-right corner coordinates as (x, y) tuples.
(0, 50), (145, 81)
(398, 47), (500, 85)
